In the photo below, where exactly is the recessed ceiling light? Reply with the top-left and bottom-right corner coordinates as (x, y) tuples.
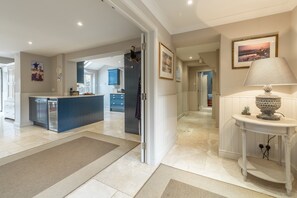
(118, 61), (121, 64)
(77, 21), (83, 27)
(189, 56), (193, 60)
(28, 41), (33, 45)
(187, 0), (193, 5)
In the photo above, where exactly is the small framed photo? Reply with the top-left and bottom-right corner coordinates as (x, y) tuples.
(159, 43), (174, 80)
(232, 34), (278, 69)
(31, 61), (44, 81)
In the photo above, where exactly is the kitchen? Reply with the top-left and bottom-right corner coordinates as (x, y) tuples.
(29, 50), (141, 134)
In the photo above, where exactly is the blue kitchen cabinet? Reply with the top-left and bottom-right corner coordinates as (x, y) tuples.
(108, 69), (120, 85)
(110, 93), (124, 112)
(57, 96), (104, 132)
(29, 97), (48, 128)
(29, 95), (104, 132)
(77, 61), (84, 84)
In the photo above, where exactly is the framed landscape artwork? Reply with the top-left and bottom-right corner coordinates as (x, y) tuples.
(159, 43), (174, 80)
(232, 34), (278, 69)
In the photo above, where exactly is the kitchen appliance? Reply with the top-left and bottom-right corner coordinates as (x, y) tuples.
(48, 99), (58, 131)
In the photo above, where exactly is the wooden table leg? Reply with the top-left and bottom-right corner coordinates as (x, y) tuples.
(284, 135), (292, 195)
(242, 129), (247, 181)
(278, 135), (282, 165)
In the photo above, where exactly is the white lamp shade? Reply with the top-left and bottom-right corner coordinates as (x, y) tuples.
(244, 57), (297, 86)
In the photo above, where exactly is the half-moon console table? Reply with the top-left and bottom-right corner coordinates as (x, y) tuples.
(232, 114), (297, 195)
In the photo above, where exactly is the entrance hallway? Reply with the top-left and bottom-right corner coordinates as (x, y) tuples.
(162, 111), (297, 197)
(0, 111), (296, 197)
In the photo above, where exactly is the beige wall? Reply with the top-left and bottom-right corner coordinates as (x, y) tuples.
(176, 58), (183, 117)
(217, 12), (292, 96)
(173, 12), (293, 96)
(181, 61), (189, 113)
(15, 52), (57, 126)
(20, 52), (56, 93)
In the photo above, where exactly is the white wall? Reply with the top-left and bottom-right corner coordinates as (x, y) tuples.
(219, 93), (297, 174)
(98, 66), (124, 109)
(187, 65), (211, 111)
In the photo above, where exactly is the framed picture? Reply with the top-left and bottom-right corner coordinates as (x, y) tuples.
(159, 43), (174, 80)
(232, 34), (278, 69)
(31, 61), (44, 81)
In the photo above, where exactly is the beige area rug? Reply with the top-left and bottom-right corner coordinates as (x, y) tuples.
(0, 131), (139, 198)
(136, 164), (274, 198)
(162, 179), (224, 198)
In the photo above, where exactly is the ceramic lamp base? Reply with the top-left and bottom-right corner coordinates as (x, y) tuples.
(255, 89), (281, 121)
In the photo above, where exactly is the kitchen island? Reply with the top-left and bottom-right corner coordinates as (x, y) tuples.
(29, 95), (104, 132)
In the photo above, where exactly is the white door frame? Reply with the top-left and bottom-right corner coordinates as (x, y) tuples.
(106, 0), (158, 165)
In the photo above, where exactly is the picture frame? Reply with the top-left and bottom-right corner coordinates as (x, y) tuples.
(159, 42), (174, 80)
(232, 34), (278, 69)
(31, 61), (44, 82)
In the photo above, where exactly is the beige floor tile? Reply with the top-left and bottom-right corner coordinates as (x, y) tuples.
(66, 179), (117, 198)
(112, 191), (132, 198)
(94, 149), (157, 196)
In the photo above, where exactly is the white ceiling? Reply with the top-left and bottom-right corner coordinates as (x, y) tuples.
(85, 54), (124, 70)
(142, 0), (297, 34)
(176, 42), (219, 61)
(0, 0), (142, 58)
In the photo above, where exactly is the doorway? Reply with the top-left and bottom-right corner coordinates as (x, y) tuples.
(198, 71), (213, 112)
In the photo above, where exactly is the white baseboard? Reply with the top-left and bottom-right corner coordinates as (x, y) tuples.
(14, 121), (33, 128)
(219, 150), (241, 160)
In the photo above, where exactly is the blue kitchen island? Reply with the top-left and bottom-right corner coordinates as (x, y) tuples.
(29, 95), (104, 132)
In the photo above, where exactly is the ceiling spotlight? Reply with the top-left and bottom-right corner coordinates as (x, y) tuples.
(77, 21), (83, 27)
(28, 41), (33, 45)
(189, 56), (193, 60)
(187, 0), (193, 5)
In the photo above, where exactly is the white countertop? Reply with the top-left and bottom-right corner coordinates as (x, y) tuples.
(30, 95), (104, 99)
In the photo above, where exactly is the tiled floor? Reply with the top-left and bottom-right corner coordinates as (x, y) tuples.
(163, 111), (297, 198)
(0, 110), (295, 197)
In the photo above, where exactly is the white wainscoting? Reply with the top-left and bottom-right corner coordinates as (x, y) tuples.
(219, 95), (297, 174)
(154, 94), (177, 164)
(188, 91), (198, 111)
(182, 91), (188, 113)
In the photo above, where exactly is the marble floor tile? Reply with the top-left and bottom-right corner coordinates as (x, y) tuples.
(111, 191), (133, 198)
(0, 110), (294, 197)
(94, 148), (158, 196)
(162, 110), (297, 198)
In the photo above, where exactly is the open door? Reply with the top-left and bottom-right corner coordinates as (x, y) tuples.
(140, 33), (146, 163)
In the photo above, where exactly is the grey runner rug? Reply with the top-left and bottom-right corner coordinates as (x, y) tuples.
(136, 164), (274, 198)
(0, 132), (139, 198)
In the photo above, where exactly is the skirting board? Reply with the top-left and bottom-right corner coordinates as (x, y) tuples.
(14, 121), (33, 128)
(219, 150), (297, 178)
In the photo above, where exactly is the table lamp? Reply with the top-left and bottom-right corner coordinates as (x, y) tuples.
(244, 57), (297, 120)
